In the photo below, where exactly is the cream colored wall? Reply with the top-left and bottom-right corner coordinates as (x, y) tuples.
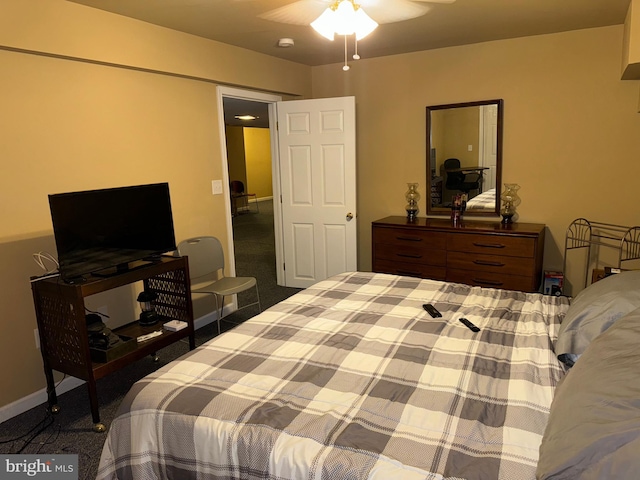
(226, 127), (272, 200)
(442, 108), (480, 166)
(0, 0), (309, 96)
(312, 25), (640, 295)
(244, 128), (273, 199)
(227, 126), (248, 188)
(0, 0), (311, 410)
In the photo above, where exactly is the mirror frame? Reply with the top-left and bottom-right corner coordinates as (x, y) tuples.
(426, 99), (504, 217)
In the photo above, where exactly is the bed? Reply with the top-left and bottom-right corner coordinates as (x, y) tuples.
(96, 270), (640, 480)
(465, 188), (496, 212)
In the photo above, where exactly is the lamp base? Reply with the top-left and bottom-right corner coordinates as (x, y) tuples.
(139, 311), (158, 327)
(406, 206), (419, 222)
(501, 214), (514, 224)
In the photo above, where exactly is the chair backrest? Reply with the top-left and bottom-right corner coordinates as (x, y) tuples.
(230, 180), (246, 195)
(444, 158), (461, 170)
(444, 158), (464, 189)
(177, 236), (225, 280)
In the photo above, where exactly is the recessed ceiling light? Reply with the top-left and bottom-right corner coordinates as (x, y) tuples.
(235, 115), (258, 121)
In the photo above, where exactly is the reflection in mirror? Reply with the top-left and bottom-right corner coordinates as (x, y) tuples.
(426, 99), (503, 216)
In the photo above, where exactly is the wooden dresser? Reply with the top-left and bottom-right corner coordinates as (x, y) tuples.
(372, 216), (546, 292)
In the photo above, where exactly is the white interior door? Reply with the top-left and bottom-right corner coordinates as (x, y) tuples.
(479, 104), (498, 190)
(276, 96), (357, 288)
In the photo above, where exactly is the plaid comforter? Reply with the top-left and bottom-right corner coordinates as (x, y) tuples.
(466, 188), (496, 211)
(97, 272), (569, 480)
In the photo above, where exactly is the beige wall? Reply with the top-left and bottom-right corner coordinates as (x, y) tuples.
(439, 107), (480, 166)
(0, 0), (311, 410)
(226, 127), (273, 200)
(312, 25), (640, 294)
(226, 126), (248, 188)
(244, 128), (273, 199)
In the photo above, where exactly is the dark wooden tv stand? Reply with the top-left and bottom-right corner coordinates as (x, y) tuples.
(31, 256), (195, 432)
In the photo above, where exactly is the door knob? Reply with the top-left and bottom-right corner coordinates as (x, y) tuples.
(346, 212), (354, 221)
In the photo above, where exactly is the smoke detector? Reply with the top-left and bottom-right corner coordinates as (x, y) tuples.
(278, 38), (295, 48)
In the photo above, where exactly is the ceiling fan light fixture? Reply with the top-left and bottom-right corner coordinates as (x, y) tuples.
(310, 0), (380, 71)
(311, 0), (378, 41)
(333, 0), (358, 35)
(353, 8), (378, 40)
(311, 8), (337, 40)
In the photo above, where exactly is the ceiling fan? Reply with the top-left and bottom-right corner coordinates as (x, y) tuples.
(258, 0), (456, 70)
(259, 0), (456, 27)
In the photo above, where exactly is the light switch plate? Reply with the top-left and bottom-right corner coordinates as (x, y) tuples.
(212, 180), (223, 195)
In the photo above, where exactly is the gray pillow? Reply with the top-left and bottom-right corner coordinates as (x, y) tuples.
(537, 306), (640, 479)
(555, 270), (640, 367)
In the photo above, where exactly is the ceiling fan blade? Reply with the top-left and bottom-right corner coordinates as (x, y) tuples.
(259, 0), (331, 25)
(359, 0), (430, 24)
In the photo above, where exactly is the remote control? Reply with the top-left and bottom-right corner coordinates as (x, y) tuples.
(422, 304), (442, 318)
(459, 318), (480, 332)
(137, 330), (163, 343)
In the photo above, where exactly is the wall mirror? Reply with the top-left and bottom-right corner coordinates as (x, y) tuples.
(426, 99), (503, 217)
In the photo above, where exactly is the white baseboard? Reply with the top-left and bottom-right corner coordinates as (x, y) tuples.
(0, 376), (85, 425)
(0, 309), (228, 425)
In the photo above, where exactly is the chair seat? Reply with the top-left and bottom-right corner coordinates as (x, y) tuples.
(192, 276), (257, 297)
(178, 236), (262, 335)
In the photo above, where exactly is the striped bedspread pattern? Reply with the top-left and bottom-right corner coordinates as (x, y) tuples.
(466, 188), (496, 211)
(97, 272), (569, 480)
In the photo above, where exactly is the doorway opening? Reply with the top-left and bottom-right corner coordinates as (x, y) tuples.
(217, 87), (292, 307)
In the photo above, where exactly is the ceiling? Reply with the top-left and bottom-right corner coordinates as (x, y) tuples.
(68, 0), (631, 67)
(223, 97), (270, 128)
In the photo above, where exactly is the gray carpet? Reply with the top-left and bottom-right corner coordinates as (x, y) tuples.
(0, 199), (300, 480)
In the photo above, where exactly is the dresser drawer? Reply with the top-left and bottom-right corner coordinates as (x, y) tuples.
(374, 242), (446, 267)
(447, 233), (536, 258)
(447, 251), (535, 276)
(446, 268), (535, 292)
(374, 260), (446, 281)
(371, 217), (545, 293)
(374, 227), (447, 250)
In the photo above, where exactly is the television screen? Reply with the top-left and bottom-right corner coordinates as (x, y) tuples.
(49, 183), (177, 282)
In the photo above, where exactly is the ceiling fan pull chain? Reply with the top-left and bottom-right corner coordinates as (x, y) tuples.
(353, 37), (360, 60)
(343, 35), (350, 71)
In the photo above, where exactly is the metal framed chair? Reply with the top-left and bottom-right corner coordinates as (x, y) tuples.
(177, 236), (261, 334)
(230, 180), (259, 215)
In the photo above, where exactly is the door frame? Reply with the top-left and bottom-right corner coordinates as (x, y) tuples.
(216, 86), (285, 284)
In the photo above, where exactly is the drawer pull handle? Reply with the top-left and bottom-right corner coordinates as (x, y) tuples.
(472, 278), (503, 286)
(473, 242), (506, 249)
(397, 270), (420, 276)
(396, 236), (423, 242)
(397, 253), (423, 259)
(473, 260), (505, 267)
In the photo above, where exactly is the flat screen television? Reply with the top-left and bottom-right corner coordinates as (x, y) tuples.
(49, 183), (177, 283)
